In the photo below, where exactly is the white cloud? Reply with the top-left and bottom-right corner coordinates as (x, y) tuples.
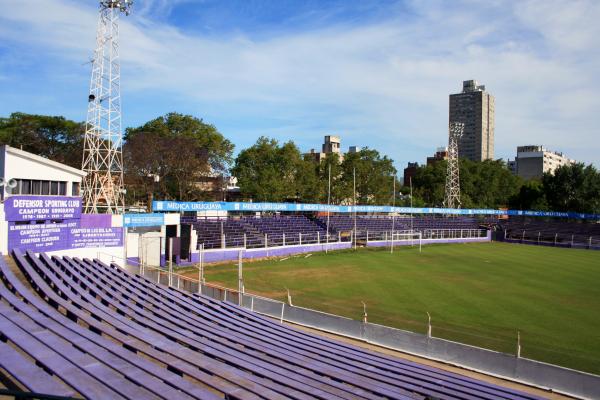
(0, 0), (598, 167)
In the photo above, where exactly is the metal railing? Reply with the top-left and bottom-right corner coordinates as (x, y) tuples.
(200, 228), (487, 251)
(502, 229), (600, 250)
(362, 228), (486, 241)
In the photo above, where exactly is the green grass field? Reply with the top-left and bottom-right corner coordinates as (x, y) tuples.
(191, 242), (600, 374)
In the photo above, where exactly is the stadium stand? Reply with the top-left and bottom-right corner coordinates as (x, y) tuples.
(187, 214), (483, 249)
(188, 216), (266, 249)
(0, 250), (545, 400)
(316, 216), (480, 239)
(499, 218), (600, 249)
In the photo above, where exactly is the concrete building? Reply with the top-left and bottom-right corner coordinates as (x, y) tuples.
(323, 135), (341, 154)
(449, 80), (495, 162)
(403, 162), (419, 186)
(507, 159), (517, 175)
(0, 145), (86, 201)
(426, 147), (449, 166)
(305, 135), (356, 162)
(513, 145), (575, 180)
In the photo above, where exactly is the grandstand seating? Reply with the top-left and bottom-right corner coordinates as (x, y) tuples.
(316, 216), (480, 240)
(0, 250), (545, 399)
(191, 217), (265, 249)
(188, 214), (483, 249)
(499, 218), (600, 249)
(242, 215), (327, 246)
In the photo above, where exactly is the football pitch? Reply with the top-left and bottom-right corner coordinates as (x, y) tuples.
(194, 242), (600, 374)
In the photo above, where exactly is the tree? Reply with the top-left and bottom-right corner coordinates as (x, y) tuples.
(412, 159), (522, 209)
(543, 163), (600, 214)
(316, 153), (345, 203)
(232, 137), (319, 202)
(0, 112), (85, 168)
(412, 161), (446, 206)
(509, 180), (548, 210)
(124, 113), (233, 201)
(339, 148), (397, 204)
(125, 112), (233, 175)
(460, 159), (522, 208)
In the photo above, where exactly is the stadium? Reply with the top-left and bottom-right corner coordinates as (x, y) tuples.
(2, 152), (600, 400)
(1, 1), (600, 400)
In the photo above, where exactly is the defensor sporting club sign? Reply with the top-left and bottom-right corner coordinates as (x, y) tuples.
(3, 196), (123, 252)
(4, 196), (82, 221)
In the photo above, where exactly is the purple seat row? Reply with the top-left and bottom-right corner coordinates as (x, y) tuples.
(0, 250), (545, 400)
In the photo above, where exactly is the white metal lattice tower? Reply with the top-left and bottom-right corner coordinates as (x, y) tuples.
(443, 122), (464, 209)
(82, 0), (132, 214)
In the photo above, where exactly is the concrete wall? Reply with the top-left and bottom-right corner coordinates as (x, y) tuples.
(0, 205), (6, 254)
(0, 147), (5, 201)
(517, 156), (544, 180)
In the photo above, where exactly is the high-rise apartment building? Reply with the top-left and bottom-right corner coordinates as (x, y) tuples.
(449, 80), (495, 161)
(513, 145), (575, 180)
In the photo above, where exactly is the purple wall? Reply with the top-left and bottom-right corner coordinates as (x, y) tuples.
(7, 220), (123, 252)
(5, 196), (123, 253)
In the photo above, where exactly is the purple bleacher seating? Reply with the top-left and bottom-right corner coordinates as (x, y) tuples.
(0, 250), (545, 400)
(188, 214), (483, 249)
(500, 217), (600, 248)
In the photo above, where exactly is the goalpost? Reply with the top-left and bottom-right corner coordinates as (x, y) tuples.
(390, 231), (422, 253)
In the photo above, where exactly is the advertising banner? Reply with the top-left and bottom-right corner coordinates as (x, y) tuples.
(153, 200), (600, 220)
(123, 213), (165, 227)
(4, 196), (82, 221)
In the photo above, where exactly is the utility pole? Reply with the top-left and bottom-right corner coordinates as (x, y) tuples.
(326, 163), (331, 253)
(391, 175), (396, 254)
(353, 167), (357, 250)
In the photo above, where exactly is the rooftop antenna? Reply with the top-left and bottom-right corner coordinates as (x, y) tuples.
(443, 121), (464, 209)
(82, 0), (133, 214)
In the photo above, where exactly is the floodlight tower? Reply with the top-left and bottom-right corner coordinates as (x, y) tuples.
(443, 121), (464, 209)
(82, 0), (132, 214)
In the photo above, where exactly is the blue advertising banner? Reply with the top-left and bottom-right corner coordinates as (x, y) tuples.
(4, 196), (82, 221)
(153, 200), (600, 220)
(123, 213), (165, 227)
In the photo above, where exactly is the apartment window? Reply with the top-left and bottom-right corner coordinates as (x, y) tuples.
(50, 181), (59, 195)
(59, 182), (67, 196)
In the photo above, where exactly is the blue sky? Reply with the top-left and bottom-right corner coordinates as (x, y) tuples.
(1, 0), (599, 171)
